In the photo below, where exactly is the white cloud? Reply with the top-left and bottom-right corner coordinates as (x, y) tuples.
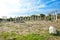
(0, 0), (21, 18)
(0, 0), (46, 18)
(38, 4), (46, 8)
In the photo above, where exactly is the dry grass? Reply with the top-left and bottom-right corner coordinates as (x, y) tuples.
(0, 20), (60, 40)
(0, 20), (60, 34)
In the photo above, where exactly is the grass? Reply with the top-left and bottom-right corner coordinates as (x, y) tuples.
(0, 32), (50, 40)
(0, 20), (60, 40)
(0, 30), (59, 40)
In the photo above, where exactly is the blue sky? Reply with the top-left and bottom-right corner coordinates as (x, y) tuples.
(0, 0), (60, 18)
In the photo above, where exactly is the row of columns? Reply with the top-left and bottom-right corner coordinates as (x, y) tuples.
(2, 10), (58, 22)
(51, 11), (58, 22)
(15, 16), (46, 22)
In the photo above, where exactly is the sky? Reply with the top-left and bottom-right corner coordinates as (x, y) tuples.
(0, 0), (60, 18)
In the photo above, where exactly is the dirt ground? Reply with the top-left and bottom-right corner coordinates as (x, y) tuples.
(0, 20), (60, 34)
(0, 20), (60, 40)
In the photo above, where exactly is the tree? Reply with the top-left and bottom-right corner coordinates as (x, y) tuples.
(10, 17), (14, 21)
(57, 13), (60, 19)
(0, 18), (3, 22)
(46, 14), (51, 20)
(40, 14), (45, 20)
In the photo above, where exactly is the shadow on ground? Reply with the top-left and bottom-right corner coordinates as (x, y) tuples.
(52, 31), (60, 36)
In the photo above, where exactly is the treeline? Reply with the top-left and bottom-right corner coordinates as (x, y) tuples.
(0, 13), (60, 22)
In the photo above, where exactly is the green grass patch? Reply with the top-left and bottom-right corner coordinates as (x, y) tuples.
(0, 32), (50, 40)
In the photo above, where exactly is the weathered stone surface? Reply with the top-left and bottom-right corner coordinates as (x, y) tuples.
(49, 26), (57, 34)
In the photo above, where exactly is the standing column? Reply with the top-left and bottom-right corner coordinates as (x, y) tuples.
(54, 12), (56, 21)
(15, 16), (16, 22)
(51, 14), (52, 21)
(55, 11), (57, 22)
(2, 16), (7, 22)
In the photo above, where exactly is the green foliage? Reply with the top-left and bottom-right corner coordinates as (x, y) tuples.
(57, 13), (60, 19)
(0, 32), (50, 40)
(0, 13), (60, 21)
(40, 14), (45, 17)
(24, 34), (49, 40)
(47, 14), (51, 20)
(0, 32), (17, 40)
(40, 14), (45, 20)
(7, 17), (14, 21)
